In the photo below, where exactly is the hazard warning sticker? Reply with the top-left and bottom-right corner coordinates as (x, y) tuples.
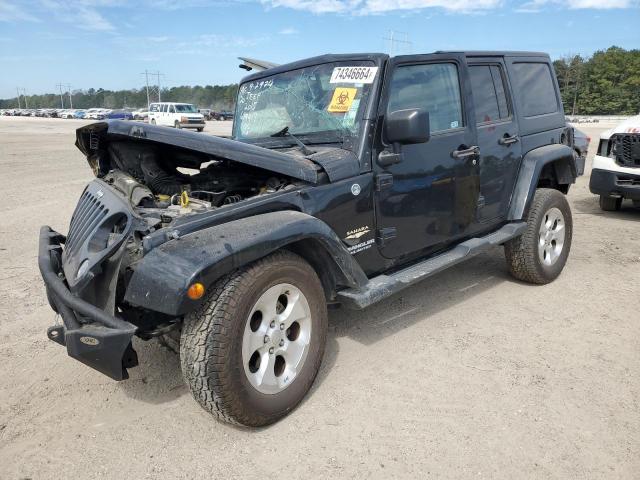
(328, 87), (357, 113)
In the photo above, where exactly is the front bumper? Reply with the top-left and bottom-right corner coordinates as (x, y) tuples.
(589, 168), (640, 201)
(180, 121), (205, 129)
(38, 226), (138, 380)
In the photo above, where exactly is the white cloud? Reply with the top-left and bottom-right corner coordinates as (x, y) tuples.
(0, 0), (40, 22)
(519, 0), (637, 10)
(263, 0), (501, 13)
(278, 26), (300, 34)
(39, 0), (115, 31)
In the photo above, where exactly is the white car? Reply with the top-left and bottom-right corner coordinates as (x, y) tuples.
(148, 102), (205, 131)
(589, 115), (640, 211)
(60, 109), (77, 119)
(132, 109), (149, 121)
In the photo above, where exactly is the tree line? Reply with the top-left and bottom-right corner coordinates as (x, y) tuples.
(2, 46), (639, 115)
(553, 46), (639, 116)
(1, 84), (239, 111)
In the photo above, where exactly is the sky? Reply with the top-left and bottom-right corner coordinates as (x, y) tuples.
(0, 0), (638, 99)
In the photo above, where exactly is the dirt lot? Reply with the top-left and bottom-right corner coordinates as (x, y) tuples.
(0, 117), (638, 479)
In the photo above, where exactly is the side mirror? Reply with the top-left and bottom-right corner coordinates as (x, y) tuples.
(385, 108), (430, 145)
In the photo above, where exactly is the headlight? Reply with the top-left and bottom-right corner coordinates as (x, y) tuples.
(76, 259), (90, 279)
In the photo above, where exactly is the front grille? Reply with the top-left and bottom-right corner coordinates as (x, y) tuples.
(612, 134), (640, 168)
(65, 190), (109, 255)
(616, 176), (640, 187)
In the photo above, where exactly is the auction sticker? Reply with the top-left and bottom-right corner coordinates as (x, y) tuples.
(330, 66), (378, 84)
(328, 87), (357, 113)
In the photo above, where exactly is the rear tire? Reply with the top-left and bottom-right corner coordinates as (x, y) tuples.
(599, 195), (622, 211)
(150, 119), (156, 125)
(180, 251), (328, 427)
(504, 188), (572, 284)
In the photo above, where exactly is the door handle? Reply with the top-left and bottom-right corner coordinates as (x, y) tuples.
(451, 145), (479, 159)
(498, 134), (519, 146)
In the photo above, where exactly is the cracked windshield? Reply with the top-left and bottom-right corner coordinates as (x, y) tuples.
(234, 62), (378, 142)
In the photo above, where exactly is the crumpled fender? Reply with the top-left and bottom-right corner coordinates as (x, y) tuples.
(508, 144), (576, 221)
(124, 210), (368, 316)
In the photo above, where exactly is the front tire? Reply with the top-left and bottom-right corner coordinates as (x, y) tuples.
(174, 121), (181, 129)
(180, 251), (328, 427)
(504, 188), (573, 284)
(599, 195), (622, 211)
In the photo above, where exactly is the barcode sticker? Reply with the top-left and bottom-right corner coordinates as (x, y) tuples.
(330, 66), (378, 84)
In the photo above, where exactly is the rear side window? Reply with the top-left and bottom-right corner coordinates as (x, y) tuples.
(387, 63), (464, 133)
(512, 62), (558, 117)
(469, 65), (510, 124)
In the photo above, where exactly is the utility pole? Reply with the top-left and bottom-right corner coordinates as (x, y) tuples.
(140, 70), (163, 110)
(62, 84), (73, 108)
(20, 88), (28, 108)
(16, 87), (21, 109)
(56, 83), (65, 108)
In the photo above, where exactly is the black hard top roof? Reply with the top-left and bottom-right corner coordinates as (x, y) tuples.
(240, 51), (550, 84)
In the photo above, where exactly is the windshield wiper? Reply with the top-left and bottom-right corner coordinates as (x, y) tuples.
(270, 126), (316, 156)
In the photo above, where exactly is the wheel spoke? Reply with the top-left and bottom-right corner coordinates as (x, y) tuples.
(279, 292), (308, 327)
(282, 337), (307, 366)
(253, 285), (283, 320)
(245, 328), (267, 354)
(257, 353), (278, 389)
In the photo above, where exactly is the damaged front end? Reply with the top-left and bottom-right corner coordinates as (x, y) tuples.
(40, 120), (321, 380)
(39, 178), (142, 380)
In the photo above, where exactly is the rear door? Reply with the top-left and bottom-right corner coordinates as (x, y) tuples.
(374, 53), (480, 259)
(468, 58), (523, 223)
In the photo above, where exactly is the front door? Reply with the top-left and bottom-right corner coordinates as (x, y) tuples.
(374, 54), (479, 260)
(468, 59), (523, 223)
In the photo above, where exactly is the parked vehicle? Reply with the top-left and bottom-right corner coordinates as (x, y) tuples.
(572, 127), (590, 176)
(74, 110), (86, 119)
(589, 115), (640, 210)
(211, 110), (234, 121)
(132, 109), (149, 121)
(198, 108), (212, 120)
(39, 51), (577, 427)
(148, 102), (205, 131)
(107, 110), (134, 120)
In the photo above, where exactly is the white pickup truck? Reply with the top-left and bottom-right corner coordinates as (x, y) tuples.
(590, 115), (640, 210)
(148, 102), (205, 131)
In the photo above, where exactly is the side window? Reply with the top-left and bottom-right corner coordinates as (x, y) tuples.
(469, 65), (510, 124)
(169, 105), (175, 113)
(160, 104), (167, 113)
(511, 62), (559, 117)
(387, 63), (463, 134)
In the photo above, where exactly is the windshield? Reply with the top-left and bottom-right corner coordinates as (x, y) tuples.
(234, 61), (378, 142)
(175, 104), (197, 113)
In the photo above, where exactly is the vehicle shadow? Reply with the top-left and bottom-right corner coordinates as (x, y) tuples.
(328, 249), (514, 347)
(572, 196), (640, 220)
(118, 248), (515, 409)
(118, 337), (187, 404)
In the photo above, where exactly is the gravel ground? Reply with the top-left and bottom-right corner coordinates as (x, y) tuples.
(0, 117), (638, 479)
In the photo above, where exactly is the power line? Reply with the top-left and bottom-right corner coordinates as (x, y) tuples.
(55, 83), (73, 109)
(15, 87), (28, 108)
(140, 70), (164, 110)
(382, 30), (413, 56)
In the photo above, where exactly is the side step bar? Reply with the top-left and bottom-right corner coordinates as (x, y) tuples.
(337, 222), (527, 309)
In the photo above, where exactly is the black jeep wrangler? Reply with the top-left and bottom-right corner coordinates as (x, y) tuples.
(39, 51), (577, 427)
